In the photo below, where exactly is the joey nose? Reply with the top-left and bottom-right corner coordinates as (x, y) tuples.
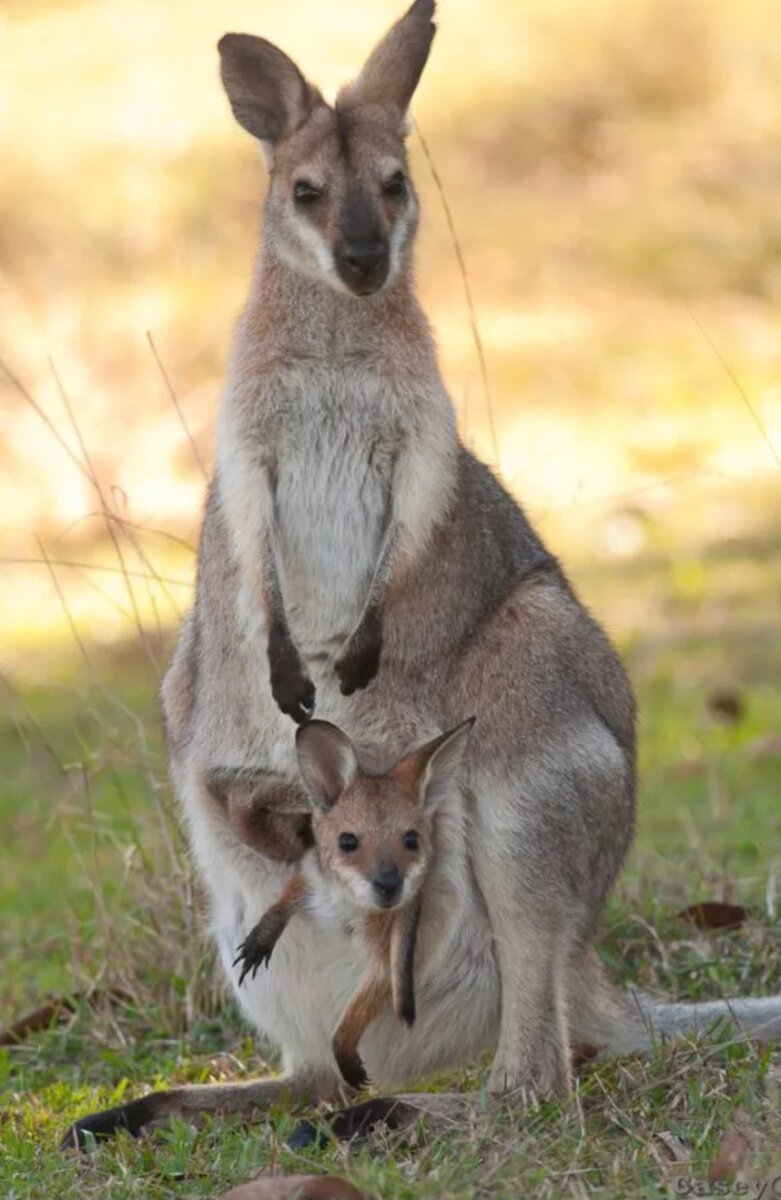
(371, 866), (402, 907)
(336, 240), (390, 295)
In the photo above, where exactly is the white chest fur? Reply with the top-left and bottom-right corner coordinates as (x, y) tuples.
(219, 362), (402, 658)
(274, 384), (396, 651)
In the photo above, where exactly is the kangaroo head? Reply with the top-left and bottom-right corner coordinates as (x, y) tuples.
(295, 717), (474, 911)
(218, 0), (436, 297)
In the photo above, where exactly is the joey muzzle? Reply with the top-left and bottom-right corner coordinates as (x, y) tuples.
(371, 864), (403, 907)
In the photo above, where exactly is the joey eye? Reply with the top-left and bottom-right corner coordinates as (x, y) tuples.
(339, 832), (359, 853)
(403, 830), (419, 852)
(294, 180), (323, 205)
(382, 170), (406, 199)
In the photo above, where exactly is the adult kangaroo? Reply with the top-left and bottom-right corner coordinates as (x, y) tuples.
(63, 0), (781, 1149)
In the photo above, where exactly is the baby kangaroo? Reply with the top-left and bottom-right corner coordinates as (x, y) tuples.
(234, 717), (474, 1089)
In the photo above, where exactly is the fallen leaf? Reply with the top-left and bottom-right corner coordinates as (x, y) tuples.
(215, 1176), (366, 1200)
(706, 687), (745, 724)
(708, 1128), (749, 1183)
(571, 1042), (599, 1070)
(655, 1130), (692, 1164)
(0, 988), (131, 1045)
(671, 757), (705, 780)
(677, 902), (746, 931)
(746, 734), (781, 762)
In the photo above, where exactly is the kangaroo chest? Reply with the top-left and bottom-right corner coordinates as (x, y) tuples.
(271, 370), (399, 651)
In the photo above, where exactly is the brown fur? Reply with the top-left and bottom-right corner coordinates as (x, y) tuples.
(206, 769), (313, 863)
(234, 721), (467, 1088)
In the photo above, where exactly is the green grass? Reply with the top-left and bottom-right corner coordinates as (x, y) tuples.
(3, 535), (781, 1199)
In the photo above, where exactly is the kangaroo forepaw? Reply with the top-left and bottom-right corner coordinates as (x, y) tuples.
(268, 631), (315, 724)
(335, 616), (382, 696)
(234, 931), (276, 986)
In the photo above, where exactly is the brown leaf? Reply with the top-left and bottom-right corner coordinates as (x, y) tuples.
(707, 1129), (750, 1183)
(706, 686), (745, 725)
(571, 1042), (599, 1070)
(677, 901), (746, 931)
(655, 1130), (692, 1164)
(746, 734), (781, 762)
(670, 757), (705, 780)
(0, 988), (131, 1045)
(215, 1176), (366, 1200)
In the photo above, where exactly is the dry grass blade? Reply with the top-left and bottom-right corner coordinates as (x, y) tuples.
(48, 357), (161, 674)
(146, 330), (209, 480)
(35, 538), (93, 670)
(1, 557), (192, 587)
(0, 668), (64, 772)
(414, 123), (500, 471)
(0, 357), (92, 484)
(55, 509), (196, 554)
(686, 306), (781, 474)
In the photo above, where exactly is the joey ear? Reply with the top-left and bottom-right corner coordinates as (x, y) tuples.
(393, 716), (475, 812)
(295, 721), (358, 812)
(339, 0), (436, 123)
(218, 33), (321, 151)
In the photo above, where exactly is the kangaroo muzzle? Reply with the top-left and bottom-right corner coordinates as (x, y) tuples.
(336, 236), (390, 295)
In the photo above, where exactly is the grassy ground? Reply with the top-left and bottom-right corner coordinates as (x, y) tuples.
(3, 523), (781, 1200)
(3, 1), (781, 1195)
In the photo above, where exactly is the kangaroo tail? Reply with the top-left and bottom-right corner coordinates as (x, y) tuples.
(568, 949), (781, 1055)
(629, 993), (781, 1045)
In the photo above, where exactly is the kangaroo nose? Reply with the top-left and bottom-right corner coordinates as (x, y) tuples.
(371, 866), (402, 907)
(336, 240), (389, 294)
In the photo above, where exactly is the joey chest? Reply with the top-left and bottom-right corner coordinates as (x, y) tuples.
(267, 371), (400, 650)
(302, 856), (373, 937)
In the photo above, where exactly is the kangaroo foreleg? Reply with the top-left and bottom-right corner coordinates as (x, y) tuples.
(262, 524), (315, 724)
(334, 475), (399, 695)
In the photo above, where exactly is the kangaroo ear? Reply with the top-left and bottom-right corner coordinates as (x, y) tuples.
(296, 721), (358, 812)
(218, 34), (321, 151)
(340, 0), (436, 123)
(393, 717), (474, 813)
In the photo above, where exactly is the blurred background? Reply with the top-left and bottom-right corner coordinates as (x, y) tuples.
(2, 0), (780, 1015)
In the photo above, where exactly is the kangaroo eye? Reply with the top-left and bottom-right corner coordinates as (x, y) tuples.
(403, 830), (419, 851)
(339, 832), (359, 853)
(382, 170), (406, 199)
(294, 180), (323, 205)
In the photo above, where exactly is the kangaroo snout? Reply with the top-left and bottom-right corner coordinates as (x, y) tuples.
(336, 237), (390, 295)
(371, 864), (403, 906)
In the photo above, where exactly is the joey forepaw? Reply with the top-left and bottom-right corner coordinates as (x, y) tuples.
(234, 901), (292, 986)
(234, 927), (276, 986)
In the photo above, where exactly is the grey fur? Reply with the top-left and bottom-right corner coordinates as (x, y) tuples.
(61, 0), (781, 1150)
